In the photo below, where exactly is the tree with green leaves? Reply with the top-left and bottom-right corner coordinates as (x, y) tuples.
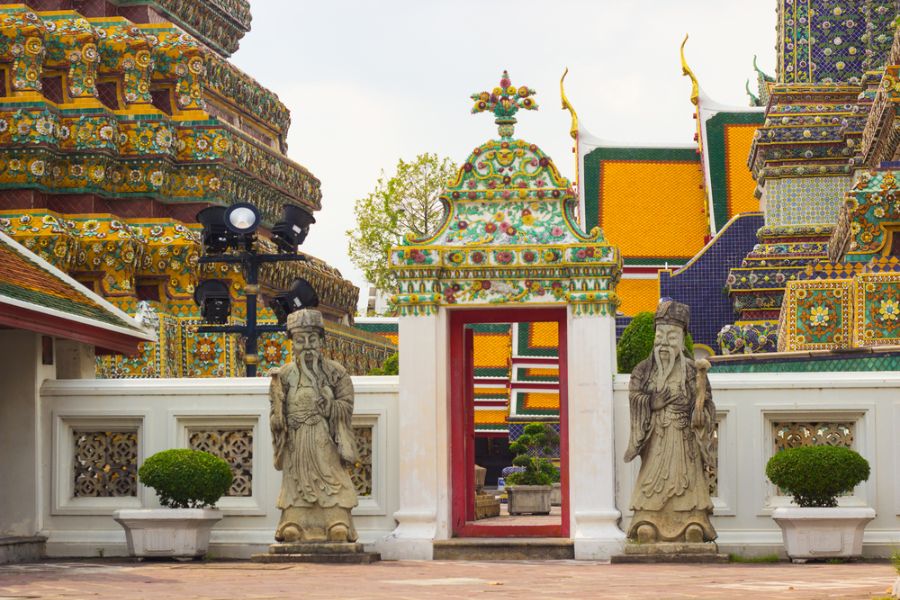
(347, 153), (458, 295)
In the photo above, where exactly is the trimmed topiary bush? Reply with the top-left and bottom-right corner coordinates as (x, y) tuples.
(617, 311), (694, 374)
(765, 445), (870, 508)
(506, 423), (559, 487)
(138, 449), (232, 509)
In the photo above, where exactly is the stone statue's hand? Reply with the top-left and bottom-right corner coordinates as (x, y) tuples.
(691, 406), (705, 429)
(650, 388), (669, 410)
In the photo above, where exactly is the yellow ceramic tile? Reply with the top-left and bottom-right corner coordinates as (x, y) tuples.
(617, 277), (660, 316)
(528, 321), (558, 347)
(725, 124), (761, 217)
(473, 333), (511, 369)
(600, 161), (708, 258)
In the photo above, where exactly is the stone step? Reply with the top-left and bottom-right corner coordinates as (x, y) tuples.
(433, 538), (574, 561)
(0, 536), (46, 565)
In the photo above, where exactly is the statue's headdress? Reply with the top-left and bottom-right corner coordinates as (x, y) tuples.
(286, 309), (325, 334)
(655, 299), (690, 331)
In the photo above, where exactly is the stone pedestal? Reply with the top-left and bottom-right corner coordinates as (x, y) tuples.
(251, 542), (381, 564)
(611, 542), (728, 564)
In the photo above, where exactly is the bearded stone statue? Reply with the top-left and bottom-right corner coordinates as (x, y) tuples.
(268, 309), (359, 543)
(624, 300), (717, 544)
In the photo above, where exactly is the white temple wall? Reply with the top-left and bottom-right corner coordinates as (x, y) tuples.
(615, 371), (900, 557)
(38, 377), (399, 559)
(32, 371), (900, 559)
(0, 331), (55, 537)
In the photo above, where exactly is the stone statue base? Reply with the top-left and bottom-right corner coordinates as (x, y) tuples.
(251, 542), (380, 564)
(611, 541), (728, 564)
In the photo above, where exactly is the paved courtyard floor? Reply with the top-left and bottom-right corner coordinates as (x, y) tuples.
(0, 559), (895, 599)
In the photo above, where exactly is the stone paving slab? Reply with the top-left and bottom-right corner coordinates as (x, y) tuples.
(0, 559), (894, 599)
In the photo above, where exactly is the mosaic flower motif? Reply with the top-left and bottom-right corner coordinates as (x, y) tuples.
(195, 339), (217, 362)
(878, 298), (899, 322)
(809, 305), (830, 328)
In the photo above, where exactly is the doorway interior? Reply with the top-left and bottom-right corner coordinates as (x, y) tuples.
(449, 307), (568, 538)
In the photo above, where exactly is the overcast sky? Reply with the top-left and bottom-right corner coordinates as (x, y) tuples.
(232, 1), (776, 310)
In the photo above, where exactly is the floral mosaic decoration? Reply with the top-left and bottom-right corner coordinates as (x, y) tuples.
(391, 72), (621, 316)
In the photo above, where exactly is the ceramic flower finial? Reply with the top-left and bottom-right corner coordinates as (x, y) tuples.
(470, 70), (538, 138)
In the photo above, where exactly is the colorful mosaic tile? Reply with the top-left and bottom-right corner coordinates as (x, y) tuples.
(661, 213), (764, 352)
(779, 1), (868, 84)
(778, 279), (854, 351)
(854, 272), (900, 346)
(390, 72), (621, 317)
(98, 309), (397, 378)
(710, 350), (900, 373)
(109, 0), (251, 57)
(0, 9), (318, 224)
(831, 170), (900, 262)
(764, 176), (852, 226)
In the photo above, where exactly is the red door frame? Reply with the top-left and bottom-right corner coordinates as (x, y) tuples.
(449, 307), (569, 538)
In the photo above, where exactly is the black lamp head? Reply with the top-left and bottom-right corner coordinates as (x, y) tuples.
(269, 278), (319, 324)
(193, 279), (232, 324)
(196, 205), (230, 254)
(271, 204), (315, 253)
(224, 202), (261, 235)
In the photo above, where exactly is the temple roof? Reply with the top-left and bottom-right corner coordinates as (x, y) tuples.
(0, 230), (154, 353)
(577, 39), (763, 271)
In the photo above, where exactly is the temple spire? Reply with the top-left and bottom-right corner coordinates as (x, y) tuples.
(680, 34), (700, 106)
(560, 67), (578, 140)
(470, 70), (538, 138)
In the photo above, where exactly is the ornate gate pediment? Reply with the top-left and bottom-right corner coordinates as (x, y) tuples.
(390, 72), (621, 316)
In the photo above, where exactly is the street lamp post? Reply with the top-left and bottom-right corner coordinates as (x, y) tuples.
(193, 202), (318, 377)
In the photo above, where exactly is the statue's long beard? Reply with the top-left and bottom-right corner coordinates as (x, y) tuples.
(297, 350), (322, 382)
(653, 345), (685, 394)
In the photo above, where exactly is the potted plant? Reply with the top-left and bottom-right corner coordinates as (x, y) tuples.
(505, 423), (559, 515)
(113, 449), (232, 559)
(765, 445), (873, 562)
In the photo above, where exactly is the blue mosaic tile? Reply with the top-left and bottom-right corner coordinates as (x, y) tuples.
(660, 213), (764, 352)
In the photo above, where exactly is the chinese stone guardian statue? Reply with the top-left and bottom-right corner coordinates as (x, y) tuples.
(268, 309), (359, 543)
(624, 300), (717, 544)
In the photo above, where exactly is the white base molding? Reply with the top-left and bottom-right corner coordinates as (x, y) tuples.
(113, 508), (223, 559)
(772, 506), (876, 560)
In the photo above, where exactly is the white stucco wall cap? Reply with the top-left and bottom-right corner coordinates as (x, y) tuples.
(613, 371), (900, 391)
(41, 375), (399, 397)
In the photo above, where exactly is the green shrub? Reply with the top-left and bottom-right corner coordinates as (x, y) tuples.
(138, 449), (232, 509)
(765, 445), (870, 508)
(506, 423), (560, 487)
(616, 311), (694, 374)
(368, 352), (398, 375)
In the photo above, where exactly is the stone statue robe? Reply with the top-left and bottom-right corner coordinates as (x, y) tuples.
(270, 357), (359, 542)
(625, 353), (716, 542)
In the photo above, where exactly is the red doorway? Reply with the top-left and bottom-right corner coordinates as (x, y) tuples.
(449, 307), (569, 538)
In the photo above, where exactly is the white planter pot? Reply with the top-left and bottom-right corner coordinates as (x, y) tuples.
(771, 506), (875, 560)
(113, 508), (223, 558)
(507, 485), (552, 515)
